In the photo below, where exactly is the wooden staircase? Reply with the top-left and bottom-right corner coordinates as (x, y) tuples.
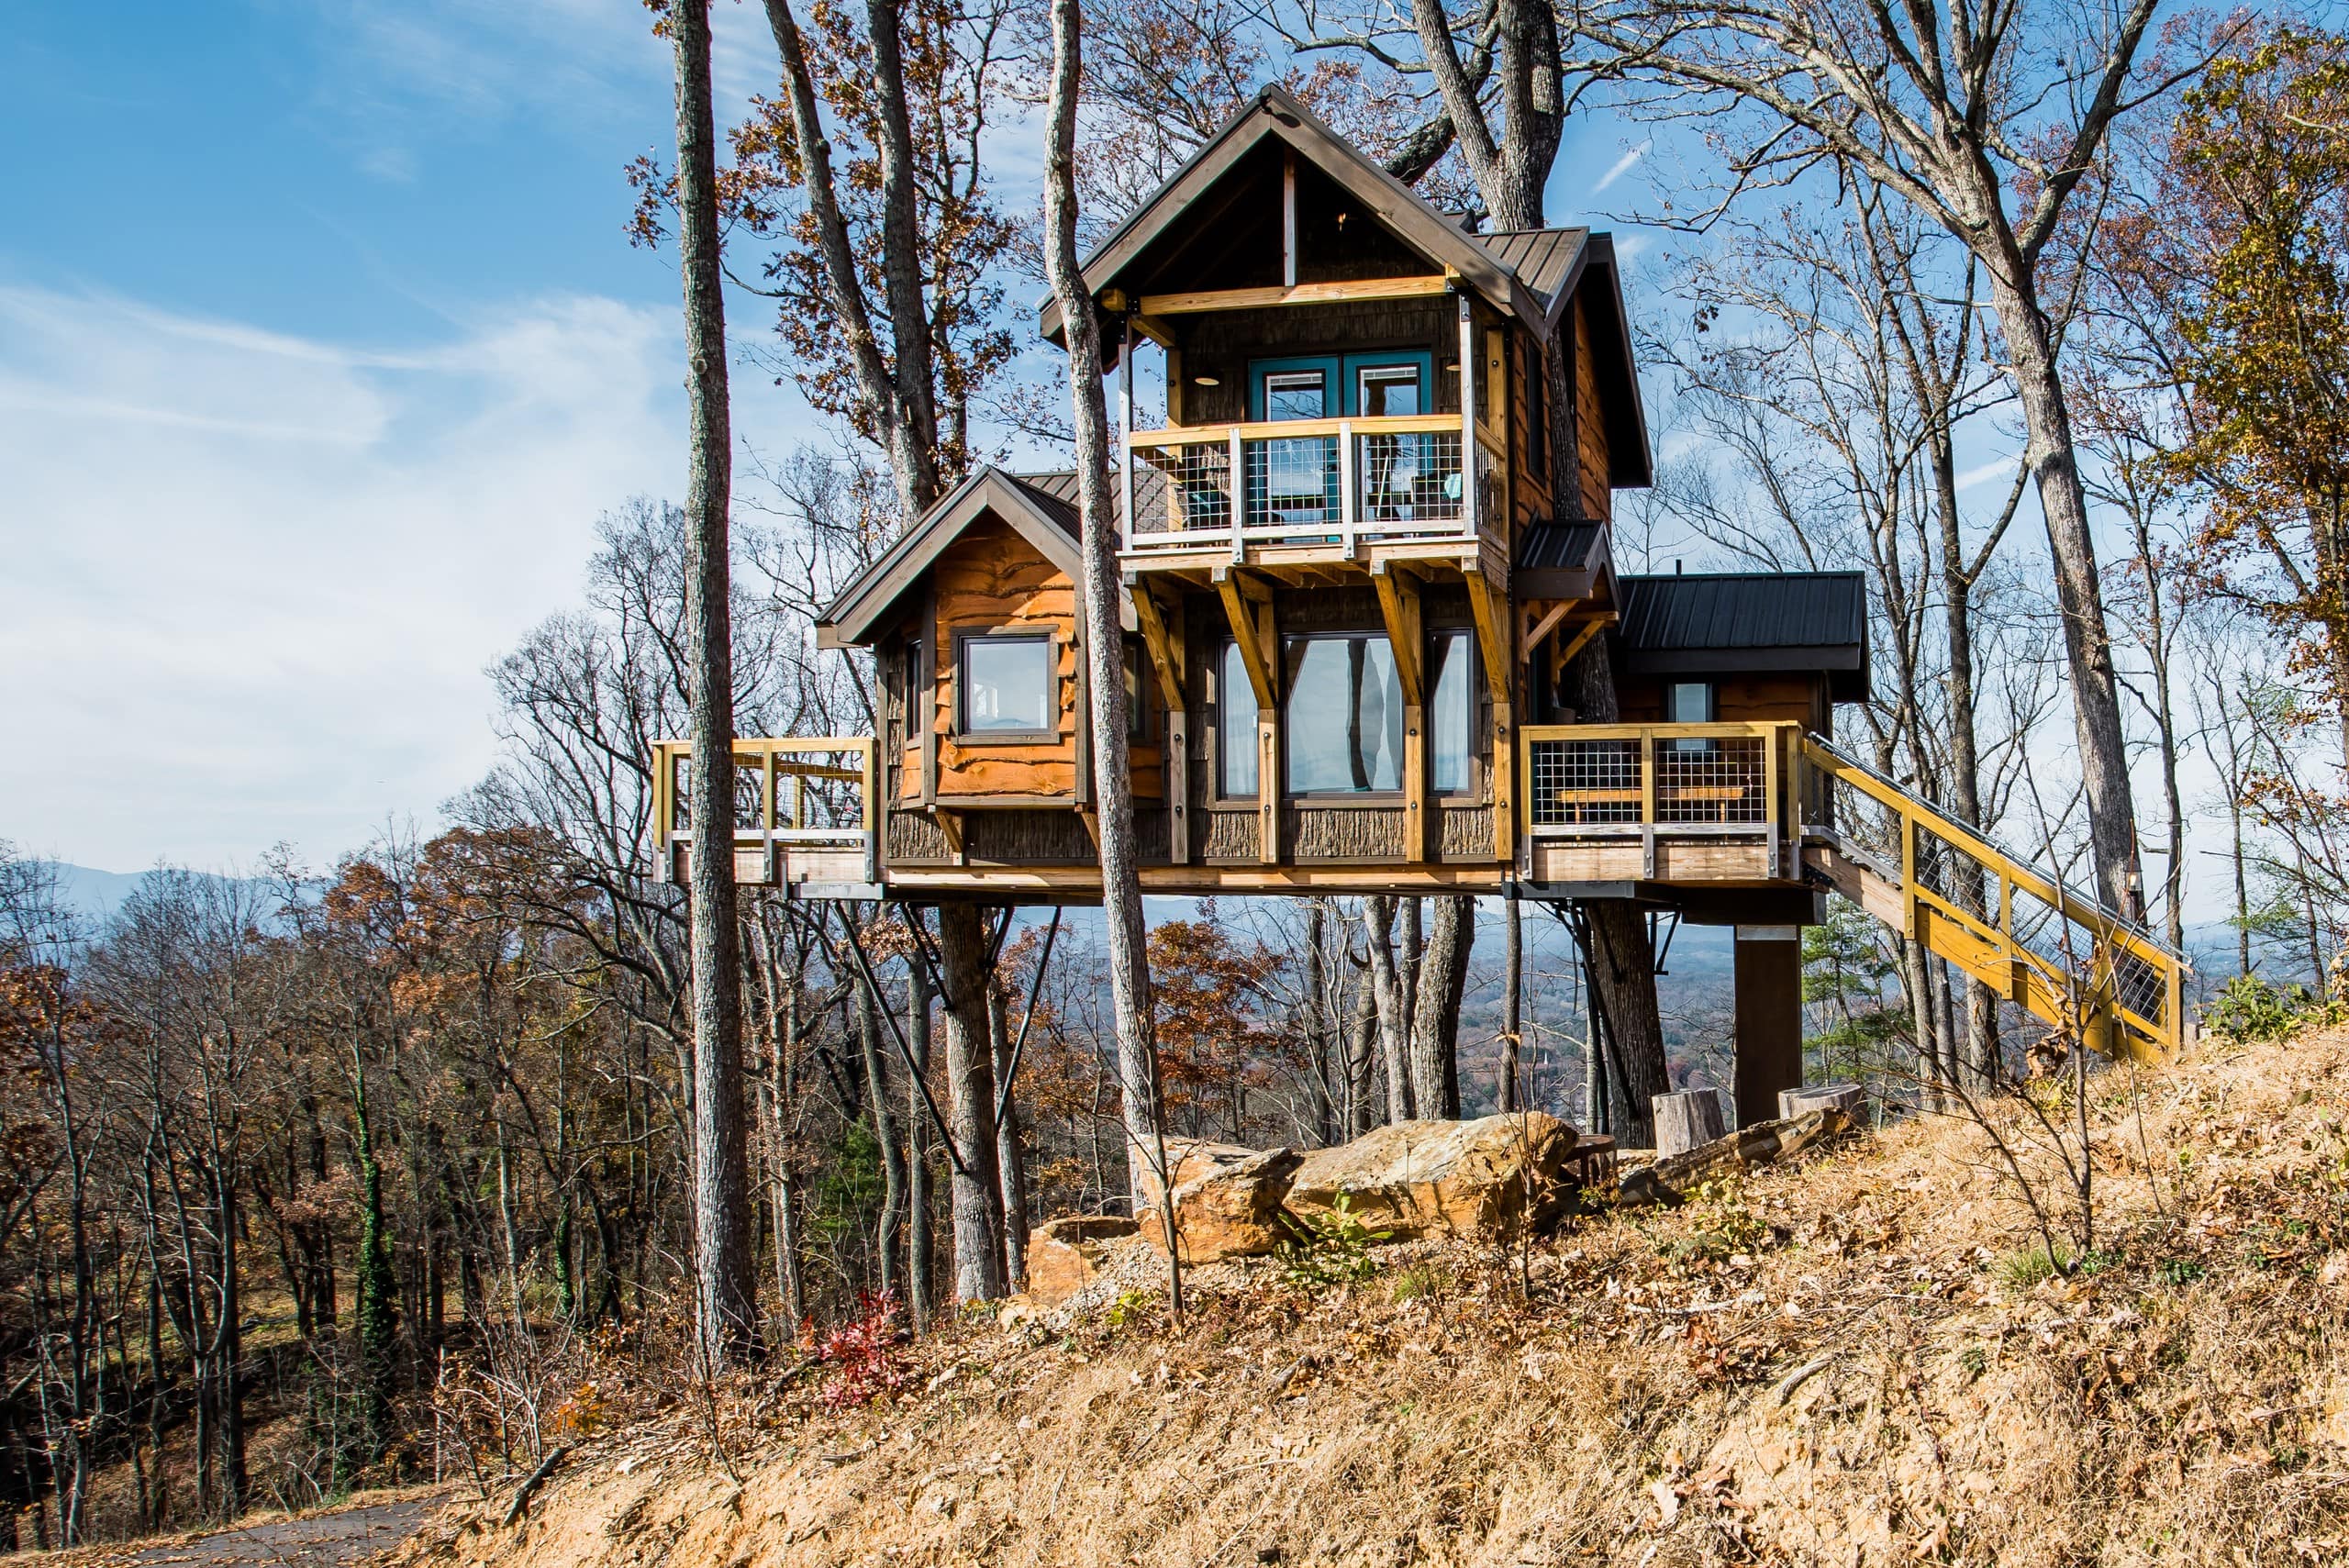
(1797, 736), (2190, 1063)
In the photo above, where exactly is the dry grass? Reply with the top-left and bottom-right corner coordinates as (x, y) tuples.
(392, 1027), (2349, 1566)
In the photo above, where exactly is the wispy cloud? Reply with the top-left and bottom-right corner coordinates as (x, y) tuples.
(1955, 456), (2019, 492)
(0, 284), (716, 871)
(1590, 140), (1652, 198)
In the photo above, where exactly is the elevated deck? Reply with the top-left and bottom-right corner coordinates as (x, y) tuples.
(654, 721), (2190, 1062)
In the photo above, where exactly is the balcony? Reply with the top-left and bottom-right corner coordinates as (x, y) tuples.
(1520, 722), (1799, 884)
(650, 736), (879, 895)
(1121, 416), (1504, 564)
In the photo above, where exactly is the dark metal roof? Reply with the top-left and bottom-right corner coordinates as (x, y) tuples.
(1006, 471), (1083, 535)
(1483, 228), (1590, 313)
(1516, 518), (1606, 574)
(1618, 571), (1871, 701)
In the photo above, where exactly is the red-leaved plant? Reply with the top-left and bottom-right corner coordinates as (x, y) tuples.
(808, 1290), (910, 1409)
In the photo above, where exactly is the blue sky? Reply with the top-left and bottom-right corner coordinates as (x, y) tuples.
(0, 2), (809, 873)
(0, 4), (1678, 878)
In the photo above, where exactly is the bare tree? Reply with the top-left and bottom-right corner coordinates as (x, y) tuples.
(1564, 0), (2216, 916)
(1043, 0), (1179, 1310)
(671, 0), (759, 1370)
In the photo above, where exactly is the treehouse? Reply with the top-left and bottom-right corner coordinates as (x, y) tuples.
(652, 85), (2190, 1099)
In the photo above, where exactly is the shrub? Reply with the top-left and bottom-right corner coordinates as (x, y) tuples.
(811, 1289), (910, 1409)
(2203, 974), (2334, 1043)
(1277, 1194), (1389, 1292)
(1996, 1241), (2073, 1292)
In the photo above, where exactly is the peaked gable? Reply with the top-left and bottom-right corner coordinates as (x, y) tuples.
(1038, 85), (1548, 346)
(816, 468), (1097, 651)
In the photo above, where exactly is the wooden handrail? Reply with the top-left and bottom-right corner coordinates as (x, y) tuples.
(650, 735), (878, 846)
(1129, 414), (1464, 444)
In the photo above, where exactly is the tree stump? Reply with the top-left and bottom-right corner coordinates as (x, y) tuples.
(1779, 1083), (1866, 1121)
(1653, 1089), (1727, 1160)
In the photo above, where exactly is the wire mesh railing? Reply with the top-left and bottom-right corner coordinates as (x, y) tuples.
(1523, 724), (1791, 831)
(650, 737), (878, 884)
(1124, 417), (1484, 550)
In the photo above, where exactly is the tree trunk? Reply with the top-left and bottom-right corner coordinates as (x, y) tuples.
(1408, 895), (1472, 1117)
(1363, 896), (1416, 1122)
(988, 977), (1030, 1289)
(672, 0), (759, 1371)
(852, 962), (905, 1299)
(934, 906), (1008, 1302)
(906, 951), (933, 1329)
(1567, 636), (1669, 1145)
(1303, 900), (1337, 1143)
(1987, 277), (2143, 917)
(1043, 0), (1178, 1318)
(1346, 953), (1379, 1135)
(1500, 896), (1523, 1113)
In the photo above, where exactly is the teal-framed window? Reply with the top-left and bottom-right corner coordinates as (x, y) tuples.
(1245, 352), (1434, 419)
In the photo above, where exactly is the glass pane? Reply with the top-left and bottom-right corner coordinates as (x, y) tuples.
(1670, 682), (1710, 723)
(1431, 632), (1471, 793)
(1357, 365), (1421, 417)
(1264, 371), (1326, 421)
(963, 637), (1053, 732)
(1284, 636), (1402, 793)
(1219, 642), (1259, 795)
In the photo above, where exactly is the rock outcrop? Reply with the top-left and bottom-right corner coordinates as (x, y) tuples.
(1283, 1113), (1583, 1240)
(1021, 1215), (1139, 1305)
(1138, 1147), (1305, 1264)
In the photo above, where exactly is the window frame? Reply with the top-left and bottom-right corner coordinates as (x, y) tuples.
(951, 628), (1061, 745)
(1279, 629), (1409, 799)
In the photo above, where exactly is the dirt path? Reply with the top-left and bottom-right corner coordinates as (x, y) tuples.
(77, 1495), (446, 1568)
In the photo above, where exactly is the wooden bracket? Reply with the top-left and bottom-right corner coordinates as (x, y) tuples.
(1519, 598), (1582, 662)
(1131, 583), (1187, 709)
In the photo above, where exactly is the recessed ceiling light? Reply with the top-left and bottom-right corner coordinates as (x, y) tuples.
(1193, 375), (1220, 387)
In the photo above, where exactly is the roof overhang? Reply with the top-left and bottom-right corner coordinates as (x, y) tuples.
(816, 468), (1123, 651)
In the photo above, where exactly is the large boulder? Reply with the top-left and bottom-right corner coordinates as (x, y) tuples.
(1138, 1146), (1304, 1264)
(1021, 1214), (1139, 1306)
(1134, 1138), (1266, 1209)
(1284, 1113), (1582, 1241)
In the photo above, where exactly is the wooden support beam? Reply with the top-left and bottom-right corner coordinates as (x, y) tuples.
(1130, 584), (1186, 710)
(1139, 276), (1452, 316)
(1213, 570), (1282, 865)
(1552, 613), (1612, 678)
(1519, 598), (1581, 662)
(1461, 574), (1512, 700)
(1372, 565), (1430, 862)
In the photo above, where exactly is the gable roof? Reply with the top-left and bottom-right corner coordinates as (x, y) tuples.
(815, 468), (1108, 651)
(1035, 84), (1653, 488)
(1039, 84), (1548, 343)
(1618, 571), (1871, 702)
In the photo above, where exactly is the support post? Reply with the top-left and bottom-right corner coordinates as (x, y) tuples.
(1732, 925), (1804, 1129)
(1373, 565), (1429, 862)
(1119, 317), (1136, 550)
(1457, 292), (1477, 539)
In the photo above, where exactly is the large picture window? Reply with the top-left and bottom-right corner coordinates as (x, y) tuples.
(1218, 641), (1259, 795)
(1284, 634), (1404, 794)
(956, 632), (1055, 740)
(1430, 630), (1473, 793)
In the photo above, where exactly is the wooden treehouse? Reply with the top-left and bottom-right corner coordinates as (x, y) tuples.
(650, 86), (2189, 1113)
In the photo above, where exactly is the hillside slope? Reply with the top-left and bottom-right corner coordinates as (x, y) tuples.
(397, 1029), (2349, 1566)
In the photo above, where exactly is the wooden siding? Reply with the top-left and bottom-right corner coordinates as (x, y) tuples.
(1618, 673), (1831, 733)
(1573, 289), (1611, 522)
(1508, 328), (1553, 536)
(1174, 299), (1456, 426)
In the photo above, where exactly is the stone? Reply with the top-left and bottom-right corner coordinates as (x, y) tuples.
(1139, 1146), (1304, 1264)
(1020, 1214), (1141, 1306)
(1136, 1138), (1266, 1208)
(1283, 1113), (1583, 1241)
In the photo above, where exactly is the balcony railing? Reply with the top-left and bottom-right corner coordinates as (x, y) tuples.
(1523, 722), (1797, 834)
(650, 736), (877, 887)
(1123, 416), (1500, 555)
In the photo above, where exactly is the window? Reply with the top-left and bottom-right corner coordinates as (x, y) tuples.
(1219, 641), (1260, 795)
(1356, 363), (1422, 417)
(1429, 630), (1474, 793)
(957, 633), (1055, 739)
(1262, 369), (1328, 421)
(1284, 634), (1404, 793)
(1668, 680), (1714, 753)
(1124, 639), (1148, 740)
